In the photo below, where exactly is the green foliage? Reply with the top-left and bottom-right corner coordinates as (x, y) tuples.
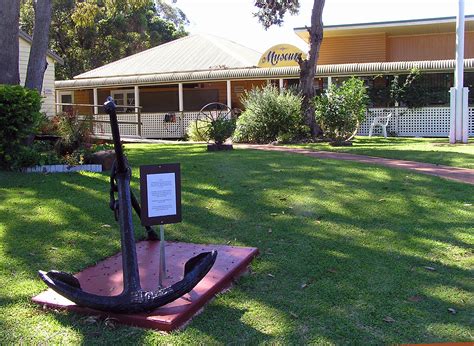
(38, 113), (60, 135)
(0, 85), (42, 170)
(0, 87), (108, 169)
(187, 119), (210, 142)
(314, 77), (369, 143)
(89, 141), (114, 152)
(254, 0), (300, 29)
(15, 141), (64, 167)
(188, 117), (236, 144)
(234, 85), (309, 143)
(390, 67), (422, 108)
(209, 117), (236, 145)
(369, 68), (423, 108)
(55, 113), (92, 157)
(20, 0), (189, 79)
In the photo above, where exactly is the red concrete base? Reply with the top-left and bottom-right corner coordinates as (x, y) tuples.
(32, 241), (258, 331)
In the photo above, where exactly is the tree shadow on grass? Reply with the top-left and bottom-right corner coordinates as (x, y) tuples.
(0, 144), (472, 344)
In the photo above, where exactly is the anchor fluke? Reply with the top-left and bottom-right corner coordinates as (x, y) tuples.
(39, 270), (81, 289)
(38, 250), (217, 313)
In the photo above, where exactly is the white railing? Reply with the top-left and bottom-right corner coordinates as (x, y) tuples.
(358, 107), (474, 137)
(92, 113), (140, 137)
(91, 111), (201, 138)
(88, 107), (474, 139)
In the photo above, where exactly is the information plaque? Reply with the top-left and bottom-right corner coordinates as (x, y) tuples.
(140, 164), (182, 226)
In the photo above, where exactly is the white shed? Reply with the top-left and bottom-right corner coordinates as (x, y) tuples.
(19, 30), (63, 117)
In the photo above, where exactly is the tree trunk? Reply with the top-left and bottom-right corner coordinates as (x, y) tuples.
(0, 0), (21, 85)
(25, 0), (53, 93)
(298, 0), (325, 139)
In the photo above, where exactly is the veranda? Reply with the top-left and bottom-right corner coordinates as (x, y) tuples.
(56, 68), (474, 139)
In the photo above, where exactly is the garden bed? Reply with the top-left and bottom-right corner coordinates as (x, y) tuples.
(22, 164), (102, 173)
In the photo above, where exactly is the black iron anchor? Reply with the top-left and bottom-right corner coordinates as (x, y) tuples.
(38, 97), (217, 313)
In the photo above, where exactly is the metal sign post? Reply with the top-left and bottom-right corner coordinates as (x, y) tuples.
(159, 224), (166, 287)
(140, 164), (182, 286)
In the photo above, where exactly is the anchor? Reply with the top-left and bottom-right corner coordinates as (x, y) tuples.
(38, 97), (217, 313)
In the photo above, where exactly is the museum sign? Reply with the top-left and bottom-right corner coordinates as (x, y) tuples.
(258, 44), (307, 68)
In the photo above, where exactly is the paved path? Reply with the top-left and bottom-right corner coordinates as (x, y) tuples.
(236, 144), (474, 185)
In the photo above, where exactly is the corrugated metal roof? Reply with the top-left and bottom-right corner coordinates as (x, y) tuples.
(75, 34), (262, 80)
(55, 59), (474, 89)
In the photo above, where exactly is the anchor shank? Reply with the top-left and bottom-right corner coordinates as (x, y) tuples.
(116, 171), (142, 292)
(108, 100), (127, 174)
(106, 98), (141, 292)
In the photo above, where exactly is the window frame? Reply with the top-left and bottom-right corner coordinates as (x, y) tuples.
(58, 91), (74, 114)
(111, 89), (135, 113)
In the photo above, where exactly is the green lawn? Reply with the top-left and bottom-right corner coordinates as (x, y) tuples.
(290, 137), (474, 169)
(0, 144), (473, 344)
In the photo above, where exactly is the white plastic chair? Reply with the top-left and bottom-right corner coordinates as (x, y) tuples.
(369, 113), (392, 138)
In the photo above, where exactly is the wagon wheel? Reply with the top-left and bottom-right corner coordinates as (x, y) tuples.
(196, 102), (233, 143)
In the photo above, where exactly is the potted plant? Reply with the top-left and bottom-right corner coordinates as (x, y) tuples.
(194, 103), (236, 151)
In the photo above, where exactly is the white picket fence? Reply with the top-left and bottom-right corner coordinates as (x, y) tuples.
(358, 107), (474, 137)
(88, 107), (474, 139)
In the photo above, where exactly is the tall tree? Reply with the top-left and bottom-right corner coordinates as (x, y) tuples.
(20, 0), (189, 80)
(25, 0), (53, 92)
(0, 0), (21, 85)
(254, 0), (325, 138)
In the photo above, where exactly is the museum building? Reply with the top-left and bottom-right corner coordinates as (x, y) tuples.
(54, 15), (474, 138)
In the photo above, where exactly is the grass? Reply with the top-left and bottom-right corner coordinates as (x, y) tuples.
(289, 137), (474, 169)
(0, 143), (473, 344)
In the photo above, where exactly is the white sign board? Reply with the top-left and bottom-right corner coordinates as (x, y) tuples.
(146, 173), (177, 218)
(140, 163), (182, 226)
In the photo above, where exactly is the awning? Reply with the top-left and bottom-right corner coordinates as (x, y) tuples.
(55, 59), (474, 89)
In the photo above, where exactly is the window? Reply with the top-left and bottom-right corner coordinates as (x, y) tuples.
(58, 91), (74, 114)
(111, 89), (135, 112)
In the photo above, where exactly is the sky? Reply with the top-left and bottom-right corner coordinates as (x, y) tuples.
(171, 0), (474, 53)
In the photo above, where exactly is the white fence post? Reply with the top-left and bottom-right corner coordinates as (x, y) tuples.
(462, 87), (469, 143)
(93, 88), (98, 115)
(449, 87), (457, 143)
(394, 107), (399, 135)
(227, 80), (232, 109)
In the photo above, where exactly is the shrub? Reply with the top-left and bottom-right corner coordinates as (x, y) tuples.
(0, 85), (42, 170)
(314, 77), (369, 143)
(188, 114), (236, 145)
(187, 119), (211, 142)
(38, 113), (60, 135)
(208, 117), (236, 145)
(55, 112), (92, 156)
(233, 85), (309, 143)
(389, 67), (422, 108)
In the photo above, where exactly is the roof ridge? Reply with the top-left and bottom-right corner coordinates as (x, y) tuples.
(200, 34), (261, 67)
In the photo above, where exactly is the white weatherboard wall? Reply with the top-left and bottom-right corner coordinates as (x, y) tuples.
(19, 36), (56, 117)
